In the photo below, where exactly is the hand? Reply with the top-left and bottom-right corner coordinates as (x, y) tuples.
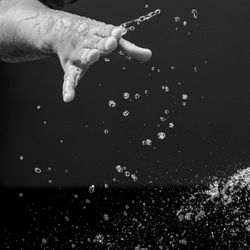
(49, 12), (152, 102)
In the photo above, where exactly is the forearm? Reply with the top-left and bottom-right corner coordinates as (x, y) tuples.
(0, 0), (58, 62)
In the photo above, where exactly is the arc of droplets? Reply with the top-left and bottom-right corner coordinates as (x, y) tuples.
(120, 9), (161, 33)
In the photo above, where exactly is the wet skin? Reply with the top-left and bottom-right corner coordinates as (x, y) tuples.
(0, 0), (152, 102)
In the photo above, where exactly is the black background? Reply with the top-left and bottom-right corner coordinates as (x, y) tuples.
(0, 0), (250, 249)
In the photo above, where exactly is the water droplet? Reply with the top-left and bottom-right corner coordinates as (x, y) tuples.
(182, 94), (188, 100)
(108, 100), (116, 108)
(123, 110), (130, 117)
(104, 129), (109, 134)
(164, 109), (170, 114)
(191, 9), (198, 19)
(134, 93), (140, 99)
(118, 51), (125, 56)
(41, 238), (47, 244)
(174, 17), (180, 22)
(194, 66), (198, 72)
(94, 234), (104, 244)
(145, 4), (149, 8)
(162, 85), (170, 92)
(183, 21), (187, 26)
(123, 92), (130, 99)
(89, 185), (95, 193)
(34, 167), (41, 174)
(48, 179), (52, 184)
(131, 174), (138, 182)
(43, 121), (47, 125)
(157, 132), (166, 140)
(59, 139), (64, 143)
(171, 65), (175, 70)
(151, 66), (155, 71)
(116, 165), (123, 173)
(124, 171), (130, 177)
(19, 155), (24, 160)
(104, 183), (109, 188)
(103, 214), (109, 221)
(182, 102), (187, 106)
(104, 58), (110, 62)
(169, 122), (174, 128)
(142, 139), (152, 146)
(160, 116), (167, 122)
(36, 105), (41, 110)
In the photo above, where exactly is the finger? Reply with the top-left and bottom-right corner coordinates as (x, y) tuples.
(82, 35), (118, 53)
(62, 65), (82, 103)
(93, 24), (124, 39)
(80, 48), (101, 66)
(118, 38), (152, 63)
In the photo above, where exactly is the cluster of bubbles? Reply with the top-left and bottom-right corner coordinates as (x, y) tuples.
(88, 185), (95, 194)
(115, 164), (138, 182)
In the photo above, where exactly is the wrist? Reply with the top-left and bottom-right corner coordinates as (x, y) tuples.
(0, 0), (57, 62)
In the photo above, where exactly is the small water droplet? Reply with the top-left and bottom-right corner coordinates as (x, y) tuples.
(94, 234), (104, 244)
(160, 116), (167, 122)
(182, 94), (188, 100)
(191, 9), (198, 19)
(183, 21), (187, 26)
(104, 58), (110, 62)
(41, 238), (47, 245)
(169, 122), (174, 128)
(124, 171), (130, 177)
(174, 17), (180, 22)
(34, 167), (41, 174)
(142, 139), (152, 146)
(108, 100), (116, 108)
(134, 93), (140, 99)
(103, 214), (109, 221)
(123, 92), (130, 99)
(89, 185), (95, 193)
(116, 165), (123, 173)
(131, 174), (138, 182)
(19, 155), (24, 160)
(162, 85), (170, 92)
(123, 110), (130, 117)
(157, 132), (166, 140)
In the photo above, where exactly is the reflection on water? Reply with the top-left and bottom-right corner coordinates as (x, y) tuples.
(1, 169), (249, 249)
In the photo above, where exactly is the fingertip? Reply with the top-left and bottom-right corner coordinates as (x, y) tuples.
(63, 90), (75, 103)
(111, 27), (124, 39)
(140, 48), (152, 63)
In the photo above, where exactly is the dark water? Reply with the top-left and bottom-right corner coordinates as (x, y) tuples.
(1, 0), (250, 249)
